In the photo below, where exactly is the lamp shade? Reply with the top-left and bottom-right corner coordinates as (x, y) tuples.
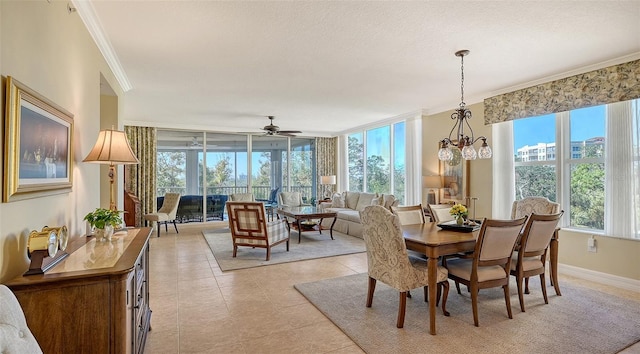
(423, 175), (442, 189)
(320, 175), (336, 185)
(83, 129), (139, 164)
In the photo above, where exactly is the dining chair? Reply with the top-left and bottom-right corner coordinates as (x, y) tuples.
(443, 217), (527, 327)
(511, 196), (560, 219)
(360, 205), (449, 328)
(226, 201), (289, 261)
(510, 211), (563, 312)
(428, 204), (455, 224)
(391, 204), (426, 225)
(143, 192), (181, 237)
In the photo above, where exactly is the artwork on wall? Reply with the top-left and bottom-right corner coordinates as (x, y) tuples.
(3, 76), (74, 202)
(439, 146), (470, 205)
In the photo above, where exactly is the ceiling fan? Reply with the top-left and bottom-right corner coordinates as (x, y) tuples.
(259, 116), (302, 137)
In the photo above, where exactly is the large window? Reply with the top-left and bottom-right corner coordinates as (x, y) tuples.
(512, 99), (639, 237)
(346, 122), (406, 202)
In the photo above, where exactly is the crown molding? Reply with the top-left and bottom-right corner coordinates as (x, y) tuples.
(72, 0), (132, 92)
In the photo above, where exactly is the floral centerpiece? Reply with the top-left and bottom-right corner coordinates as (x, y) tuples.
(449, 203), (468, 225)
(84, 208), (123, 241)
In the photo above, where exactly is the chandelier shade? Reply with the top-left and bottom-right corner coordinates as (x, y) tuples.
(438, 50), (492, 161)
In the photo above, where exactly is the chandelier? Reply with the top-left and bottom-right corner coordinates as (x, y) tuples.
(438, 50), (492, 161)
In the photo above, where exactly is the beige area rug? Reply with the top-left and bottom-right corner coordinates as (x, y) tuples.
(295, 273), (640, 354)
(203, 228), (365, 271)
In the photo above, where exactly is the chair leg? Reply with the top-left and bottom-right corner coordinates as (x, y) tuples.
(366, 277), (376, 308)
(266, 247), (271, 261)
(397, 291), (407, 328)
(471, 286), (479, 327)
(173, 220), (178, 233)
(540, 273), (549, 304)
(156, 222), (160, 237)
(455, 281), (461, 295)
(164, 221), (168, 233)
(286, 240), (290, 252)
(517, 274), (526, 312)
(503, 284), (513, 320)
(232, 245), (237, 258)
(525, 276), (530, 294)
(407, 290), (412, 298)
(441, 281), (450, 316)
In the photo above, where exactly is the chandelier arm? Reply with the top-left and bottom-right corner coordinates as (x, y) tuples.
(462, 111), (475, 142)
(447, 116), (460, 143)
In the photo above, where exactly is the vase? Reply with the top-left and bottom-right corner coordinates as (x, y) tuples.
(95, 225), (114, 242)
(456, 216), (464, 226)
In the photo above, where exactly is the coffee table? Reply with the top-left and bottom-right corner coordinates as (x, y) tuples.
(276, 206), (338, 243)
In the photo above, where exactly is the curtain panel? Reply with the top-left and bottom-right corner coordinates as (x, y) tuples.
(484, 59), (640, 124)
(315, 137), (337, 199)
(124, 126), (157, 227)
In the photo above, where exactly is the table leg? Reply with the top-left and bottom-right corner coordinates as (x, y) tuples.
(550, 230), (561, 296)
(427, 257), (438, 335)
(318, 218), (323, 234)
(329, 217), (337, 240)
(297, 219), (303, 244)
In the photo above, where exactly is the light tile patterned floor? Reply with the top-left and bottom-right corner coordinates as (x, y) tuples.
(144, 222), (640, 353)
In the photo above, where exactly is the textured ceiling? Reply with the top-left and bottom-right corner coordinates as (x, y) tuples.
(83, 1), (640, 136)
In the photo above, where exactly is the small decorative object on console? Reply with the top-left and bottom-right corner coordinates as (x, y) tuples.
(84, 208), (123, 241)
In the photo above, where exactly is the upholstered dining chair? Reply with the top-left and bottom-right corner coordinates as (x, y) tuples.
(511, 196), (560, 219)
(511, 211), (564, 312)
(226, 201), (289, 261)
(428, 204), (455, 224)
(143, 192), (181, 237)
(443, 217), (527, 327)
(360, 205), (450, 328)
(391, 204), (426, 225)
(0, 285), (42, 353)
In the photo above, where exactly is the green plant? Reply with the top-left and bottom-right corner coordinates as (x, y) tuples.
(84, 208), (123, 229)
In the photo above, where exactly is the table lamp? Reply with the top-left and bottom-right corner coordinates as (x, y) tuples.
(423, 175), (442, 205)
(320, 175), (336, 199)
(83, 129), (139, 210)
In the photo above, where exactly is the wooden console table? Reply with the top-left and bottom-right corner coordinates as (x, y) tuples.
(5, 227), (152, 354)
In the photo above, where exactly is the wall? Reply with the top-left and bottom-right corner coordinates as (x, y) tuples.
(423, 103), (640, 282)
(0, 1), (122, 282)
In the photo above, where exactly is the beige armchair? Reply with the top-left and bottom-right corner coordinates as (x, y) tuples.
(360, 205), (449, 328)
(511, 211), (564, 312)
(277, 191), (310, 207)
(511, 196), (560, 219)
(230, 193), (255, 202)
(444, 217), (527, 327)
(0, 285), (42, 353)
(226, 201), (289, 261)
(144, 192), (181, 237)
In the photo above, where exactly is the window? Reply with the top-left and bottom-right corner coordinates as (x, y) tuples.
(512, 99), (640, 238)
(348, 133), (364, 192)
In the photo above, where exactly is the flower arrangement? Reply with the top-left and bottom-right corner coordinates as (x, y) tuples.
(84, 208), (123, 230)
(449, 203), (468, 219)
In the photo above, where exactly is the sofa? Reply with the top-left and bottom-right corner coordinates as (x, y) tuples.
(319, 191), (399, 238)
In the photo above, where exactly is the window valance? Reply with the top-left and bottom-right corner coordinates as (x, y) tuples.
(484, 59), (640, 124)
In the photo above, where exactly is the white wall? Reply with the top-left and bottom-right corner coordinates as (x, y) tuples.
(0, 1), (122, 282)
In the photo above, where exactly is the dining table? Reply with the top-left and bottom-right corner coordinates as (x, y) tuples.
(402, 222), (561, 335)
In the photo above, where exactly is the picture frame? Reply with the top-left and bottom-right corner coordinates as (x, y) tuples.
(3, 76), (74, 202)
(438, 145), (470, 205)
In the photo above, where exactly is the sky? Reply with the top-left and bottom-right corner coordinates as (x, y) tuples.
(513, 105), (605, 154)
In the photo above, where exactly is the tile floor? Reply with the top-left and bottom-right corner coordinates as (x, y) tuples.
(144, 222), (640, 354)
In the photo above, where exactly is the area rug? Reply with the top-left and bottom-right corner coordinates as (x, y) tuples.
(295, 273), (640, 354)
(203, 228), (365, 271)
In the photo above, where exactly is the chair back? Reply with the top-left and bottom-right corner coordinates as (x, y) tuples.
(474, 217), (527, 268)
(230, 193), (255, 202)
(391, 204), (425, 225)
(428, 204), (454, 223)
(226, 201), (268, 243)
(159, 193), (181, 219)
(278, 191), (303, 207)
(360, 205), (415, 290)
(267, 187), (279, 203)
(511, 197), (560, 219)
(0, 285), (42, 353)
(520, 212), (564, 257)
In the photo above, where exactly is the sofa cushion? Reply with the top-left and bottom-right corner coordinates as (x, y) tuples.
(381, 194), (400, 210)
(344, 192), (361, 210)
(355, 193), (378, 211)
(337, 210), (361, 223)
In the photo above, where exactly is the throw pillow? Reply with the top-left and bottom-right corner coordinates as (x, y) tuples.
(331, 193), (345, 208)
(371, 196), (382, 206)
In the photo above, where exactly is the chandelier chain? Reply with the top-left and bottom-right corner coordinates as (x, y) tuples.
(460, 54), (465, 108)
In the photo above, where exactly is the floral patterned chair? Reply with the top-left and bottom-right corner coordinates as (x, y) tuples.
(360, 205), (449, 328)
(226, 201), (289, 261)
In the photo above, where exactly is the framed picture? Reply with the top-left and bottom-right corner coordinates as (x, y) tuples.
(439, 146), (470, 205)
(3, 76), (74, 202)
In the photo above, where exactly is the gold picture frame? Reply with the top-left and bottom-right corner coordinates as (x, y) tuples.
(439, 145), (470, 205)
(3, 76), (74, 202)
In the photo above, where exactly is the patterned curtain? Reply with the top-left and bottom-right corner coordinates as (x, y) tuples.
(484, 59), (640, 124)
(315, 137), (337, 199)
(124, 126), (156, 227)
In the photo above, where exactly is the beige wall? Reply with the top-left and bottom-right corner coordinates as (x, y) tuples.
(422, 103), (640, 282)
(0, 1), (122, 282)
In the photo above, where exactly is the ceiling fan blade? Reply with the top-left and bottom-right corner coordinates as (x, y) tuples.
(277, 130), (302, 134)
(276, 132), (298, 137)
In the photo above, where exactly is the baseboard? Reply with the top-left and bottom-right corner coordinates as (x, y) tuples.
(558, 263), (640, 293)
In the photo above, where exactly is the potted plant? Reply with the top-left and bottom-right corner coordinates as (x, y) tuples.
(449, 203), (468, 225)
(84, 208), (123, 241)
